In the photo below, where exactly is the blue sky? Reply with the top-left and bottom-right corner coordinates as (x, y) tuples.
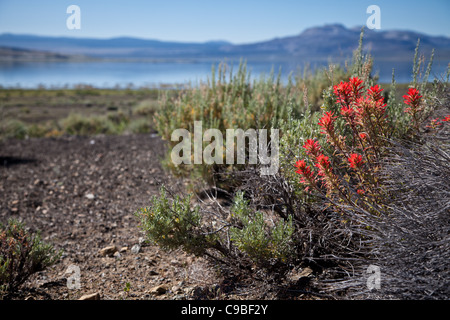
(0, 0), (449, 43)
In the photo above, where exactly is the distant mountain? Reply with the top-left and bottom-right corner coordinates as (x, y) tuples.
(1, 24), (449, 62)
(0, 46), (89, 62)
(227, 24), (450, 61)
(0, 33), (233, 60)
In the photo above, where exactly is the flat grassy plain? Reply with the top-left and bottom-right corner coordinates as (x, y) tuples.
(0, 87), (168, 139)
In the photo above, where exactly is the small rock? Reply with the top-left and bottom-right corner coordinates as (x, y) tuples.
(150, 284), (168, 295)
(99, 245), (118, 257)
(85, 193), (95, 200)
(78, 292), (100, 300)
(131, 244), (141, 254)
(120, 246), (128, 253)
(113, 251), (122, 259)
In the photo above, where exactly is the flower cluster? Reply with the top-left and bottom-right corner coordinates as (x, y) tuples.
(295, 79), (438, 212)
(403, 87), (423, 129)
(348, 153), (364, 169)
(426, 115), (450, 129)
(295, 77), (390, 203)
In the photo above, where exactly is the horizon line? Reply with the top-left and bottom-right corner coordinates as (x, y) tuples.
(1, 23), (449, 46)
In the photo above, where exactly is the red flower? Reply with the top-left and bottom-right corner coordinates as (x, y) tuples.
(340, 105), (356, 120)
(348, 153), (364, 169)
(349, 77), (364, 99)
(357, 189), (365, 195)
(315, 154), (332, 176)
(333, 81), (352, 106)
(318, 111), (337, 135)
(441, 115), (450, 122)
(333, 77), (364, 106)
(359, 132), (368, 140)
(367, 84), (384, 103)
(403, 88), (422, 107)
(295, 159), (315, 184)
(303, 139), (321, 157)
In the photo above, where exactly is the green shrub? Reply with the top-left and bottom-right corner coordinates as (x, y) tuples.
(136, 187), (295, 273)
(60, 113), (120, 136)
(128, 118), (153, 134)
(135, 187), (215, 256)
(0, 219), (61, 294)
(154, 61), (304, 182)
(0, 119), (28, 139)
(132, 99), (159, 116)
(229, 192), (294, 263)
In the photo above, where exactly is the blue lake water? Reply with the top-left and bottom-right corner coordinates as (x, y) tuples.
(0, 59), (448, 88)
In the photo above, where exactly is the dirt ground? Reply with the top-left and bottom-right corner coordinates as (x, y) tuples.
(0, 133), (240, 300)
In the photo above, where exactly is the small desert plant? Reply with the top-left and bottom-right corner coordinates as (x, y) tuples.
(60, 111), (129, 136)
(135, 187), (295, 277)
(135, 187), (216, 256)
(0, 219), (61, 294)
(0, 119), (28, 140)
(132, 99), (159, 116)
(229, 192), (294, 263)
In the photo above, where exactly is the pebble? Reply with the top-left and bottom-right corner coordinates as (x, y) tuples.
(78, 292), (101, 300)
(131, 244), (141, 254)
(149, 284), (168, 295)
(99, 245), (118, 257)
(85, 193), (95, 200)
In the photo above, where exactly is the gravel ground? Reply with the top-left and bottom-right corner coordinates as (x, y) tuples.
(0, 134), (226, 300)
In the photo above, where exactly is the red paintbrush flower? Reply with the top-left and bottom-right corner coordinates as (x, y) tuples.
(318, 111), (337, 136)
(349, 77), (364, 99)
(348, 153), (364, 169)
(315, 154), (332, 176)
(333, 81), (352, 106)
(367, 84), (384, 103)
(303, 139), (321, 157)
(295, 159), (315, 184)
(340, 105), (356, 120)
(403, 88), (422, 107)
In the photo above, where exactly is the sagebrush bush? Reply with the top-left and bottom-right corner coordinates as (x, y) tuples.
(229, 192), (294, 263)
(135, 187), (295, 273)
(154, 61), (304, 182)
(135, 187), (216, 256)
(0, 119), (28, 140)
(0, 219), (61, 294)
(60, 111), (130, 136)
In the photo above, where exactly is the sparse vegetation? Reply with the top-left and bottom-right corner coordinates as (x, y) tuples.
(0, 87), (161, 140)
(1, 29), (449, 300)
(0, 219), (61, 295)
